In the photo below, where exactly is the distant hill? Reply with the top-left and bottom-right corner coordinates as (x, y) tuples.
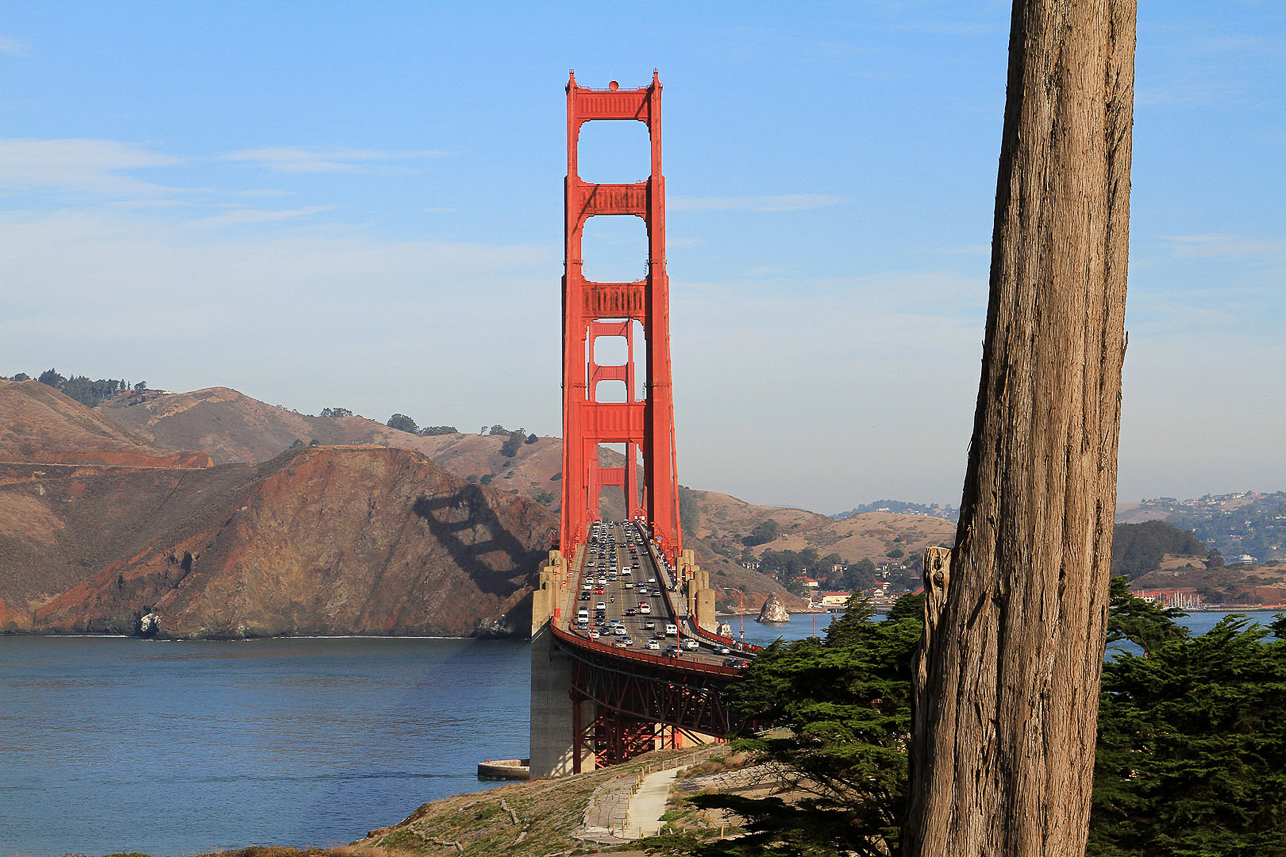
(0, 380), (210, 468)
(0, 383), (802, 633)
(833, 499), (959, 523)
(1112, 520), (1210, 580)
(0, 444), (554, 637)
(689, 488), (956, 566)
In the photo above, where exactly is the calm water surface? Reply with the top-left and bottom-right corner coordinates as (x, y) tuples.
(4, 609), (1280, 856)
(1, 636), (529, 856)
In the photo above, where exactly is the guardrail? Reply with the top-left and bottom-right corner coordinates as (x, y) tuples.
(639, 528), (763, 655)
(551, 622), (738, 677)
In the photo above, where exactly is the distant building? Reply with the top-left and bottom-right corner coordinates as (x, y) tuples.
(817, 591), (852, 609)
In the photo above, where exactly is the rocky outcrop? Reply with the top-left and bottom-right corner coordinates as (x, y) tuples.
(756, 593), (791, 624)
(4, 446), (556, 638)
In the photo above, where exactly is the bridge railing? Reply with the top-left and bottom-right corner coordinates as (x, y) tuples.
(640, 526), (763, 656)
(550, 621), (739, 677)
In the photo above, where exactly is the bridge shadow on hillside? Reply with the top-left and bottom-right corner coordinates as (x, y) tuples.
(412, 487), (543, 596)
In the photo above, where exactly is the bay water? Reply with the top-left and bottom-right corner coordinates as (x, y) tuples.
(3, 608), (1280, 856)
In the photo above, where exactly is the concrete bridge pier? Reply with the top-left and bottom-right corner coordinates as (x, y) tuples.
(679, 549), (716, 632)
(529, 549), (595, 778)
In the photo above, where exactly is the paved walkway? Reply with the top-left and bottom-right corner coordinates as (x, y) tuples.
(576, 772), (636, 844)
(624, 767), (683, 838)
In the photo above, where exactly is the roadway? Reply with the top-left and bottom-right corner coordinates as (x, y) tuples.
(565, 520), (751, 668)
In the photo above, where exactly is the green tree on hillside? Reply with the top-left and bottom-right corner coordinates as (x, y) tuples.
(1112, 520), (1208, 579)
(744, 519), (781, 547)
(679, 486), (700, 539)
(387, 413), (418, 433)
(500, 428), (527, 457)
(845, 558), (877, 592)
(644, 582), (1286, 857)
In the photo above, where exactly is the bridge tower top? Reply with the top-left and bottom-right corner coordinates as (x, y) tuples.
(560, 70), (682, 562)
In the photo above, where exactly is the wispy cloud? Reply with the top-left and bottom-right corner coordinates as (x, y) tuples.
(1162, 233), (1285, 262)
(671, 194), (844, 213)
(0, 138), (182, 196)
(0, 36), (32, 57)
(191, 205), (336, 227)
(221, 147), (448, 174)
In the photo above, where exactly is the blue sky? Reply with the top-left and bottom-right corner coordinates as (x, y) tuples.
(1, 1), (1283, 514)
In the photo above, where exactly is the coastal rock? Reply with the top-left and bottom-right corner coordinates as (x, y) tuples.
(756, 593), (790, 624)
(137, 612), (160, 637)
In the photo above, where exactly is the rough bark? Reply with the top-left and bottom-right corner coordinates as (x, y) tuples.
(903, 1), (1135, 855)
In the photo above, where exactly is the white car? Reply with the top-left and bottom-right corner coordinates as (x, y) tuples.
(596, 602), (606, 611)
(682, 639), (699, 650)
(646, 640), (661, 650)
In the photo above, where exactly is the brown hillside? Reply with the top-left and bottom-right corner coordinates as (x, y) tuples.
(0, 379), (210, 468)
(2, 446), (556, 637)
(688, 488), (956, 565)
(97, 386), (403, 464)
(97, 388), (565, 506)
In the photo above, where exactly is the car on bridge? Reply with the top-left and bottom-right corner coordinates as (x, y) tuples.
(682, 639), (699, 651)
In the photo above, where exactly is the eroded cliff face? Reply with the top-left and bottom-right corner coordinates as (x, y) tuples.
(5, 447), (554, 638)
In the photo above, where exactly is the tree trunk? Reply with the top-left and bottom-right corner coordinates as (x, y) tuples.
(903, 2), (1135, 856)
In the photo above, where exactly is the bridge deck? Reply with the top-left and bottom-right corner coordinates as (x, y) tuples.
(555, 520), (755, 673)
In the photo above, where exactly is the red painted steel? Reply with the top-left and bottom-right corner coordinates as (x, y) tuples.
(561, 70), (683, 563)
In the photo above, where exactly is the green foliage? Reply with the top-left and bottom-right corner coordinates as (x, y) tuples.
(744, 519), (781, 547)
(757, 549), (838, 594)
(1112, 520), (1208, 579)
(38, 368), (66, 388)
(887, 547), (905, 559)
(480, 473), (494, 485)
(499, 428), (527, 457)
(318, 407), (352, 418)
(1105, 576), (1189, 658)
(664, 594), (925, 857)
(655, 578), (1286, 857)
(1091, 611), (1286, 855)
(535, 491), (555, 505)
(525, 432), (538, 444)
(679, 485), (700, 539)
(418, 424), (458, 436)
(845, 558), (877, 592)
(488, 424), (507, 436)
(386, 413), (418, 433)
(21, 369), (129, 407)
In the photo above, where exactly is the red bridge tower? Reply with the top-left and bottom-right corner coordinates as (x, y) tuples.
(560, 70), (682, 562)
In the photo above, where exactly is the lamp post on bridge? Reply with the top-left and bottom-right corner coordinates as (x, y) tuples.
(721, 587), (746, 648)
